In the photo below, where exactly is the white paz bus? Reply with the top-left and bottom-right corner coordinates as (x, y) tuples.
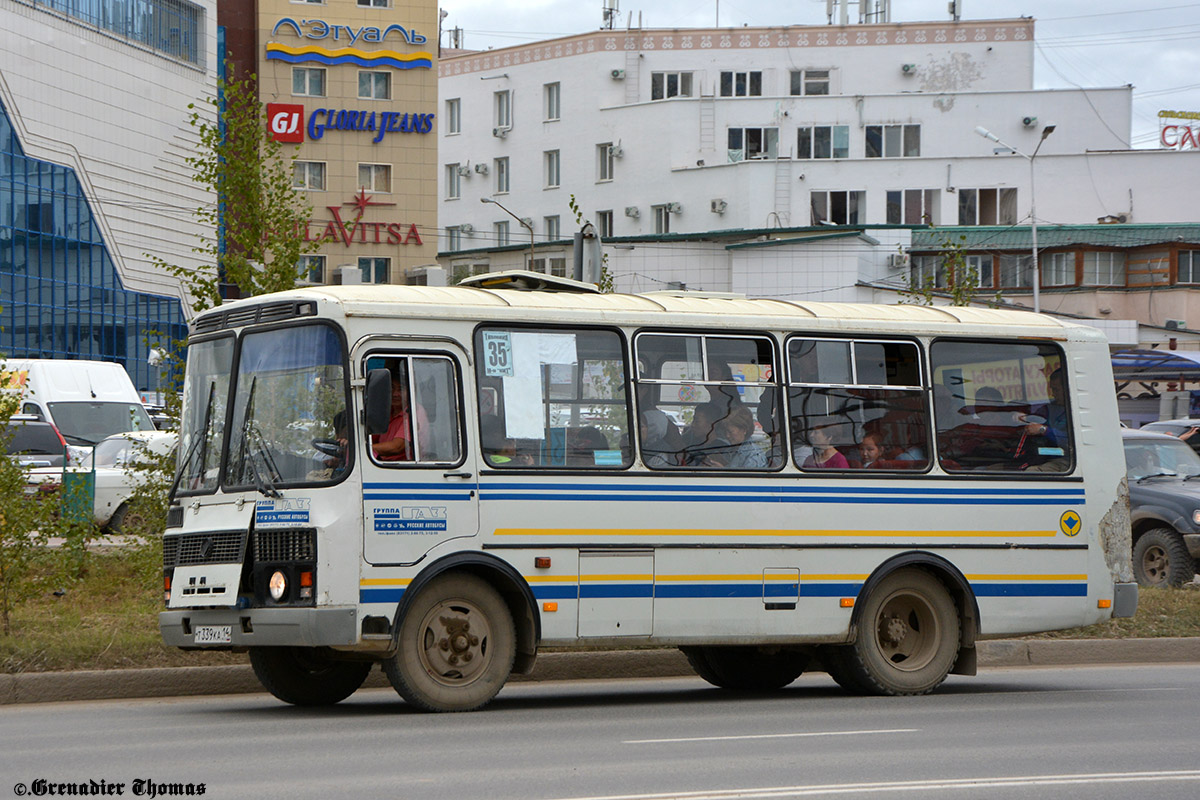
(160, 275), (1136, 712)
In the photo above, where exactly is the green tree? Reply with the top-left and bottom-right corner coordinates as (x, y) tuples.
(151, 64), (320, 312)
(898, 233), (983, 307)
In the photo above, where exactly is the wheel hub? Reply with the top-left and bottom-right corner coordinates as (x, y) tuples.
(883, 615), (909, 645)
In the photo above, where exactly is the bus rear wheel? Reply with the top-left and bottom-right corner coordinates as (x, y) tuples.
(680, 645), (808, 690)
(384, 572), (516, 712)
(249, 647), (371, 706)
(834, 568), (961, 696)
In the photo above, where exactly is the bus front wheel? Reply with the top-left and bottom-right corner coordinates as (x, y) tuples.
(834, 568), (961, 696)
(249, 647), (371, 706)
(384, 572), (516, 712)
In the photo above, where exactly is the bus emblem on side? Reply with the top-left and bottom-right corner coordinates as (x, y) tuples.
(1059, 510), (1081, 537)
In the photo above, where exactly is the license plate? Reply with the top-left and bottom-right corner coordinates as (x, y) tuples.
(193, 625), (232, 644)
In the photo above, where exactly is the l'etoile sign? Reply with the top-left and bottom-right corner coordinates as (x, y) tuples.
(268, 103), (434, 143)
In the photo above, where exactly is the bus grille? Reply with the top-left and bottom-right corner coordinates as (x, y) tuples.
(191, 300), (317, 334)
(255, 529), (316, 563)
(163, 531), (247, 569)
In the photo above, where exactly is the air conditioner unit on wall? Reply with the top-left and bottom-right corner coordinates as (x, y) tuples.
(710, 199), (728, 214)
(888, 253), (911, 270)
(625, 206), (640, 218)
(1165, 319), (1187, 331)
(611, 68), (625, 80)
(474, 163), (489, 175)
(492, 126), (508, 138)
(456, 165), (471, 177)
(460, 223), (474, 234)
(901, 63), (917, 75)
(609, 146), (625, 158)
(666, 202), (682, 214)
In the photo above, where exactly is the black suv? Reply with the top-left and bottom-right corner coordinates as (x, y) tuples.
(1124, 429), (1200, 587)
(2, 416), (69, 468)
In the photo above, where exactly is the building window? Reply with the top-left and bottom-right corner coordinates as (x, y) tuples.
(598, 143), (615, 182)
(1083, 251), (1126, 286)
(720, 70), (762, 97)
(651, 72), (693, 100)
(494, 220), (510, 247)
(446, 98), (461, 134)
(910, 256), (948, 289)
(293, 161), (326, 191)
(886, 189), (936, 225)
(957, 188), (1018, 226)
(653, 205), (671, 234)
(358, 71), (390, 100)
(446, 164), (461, 200)
(866, 125), (921, 158)
(790, 69), (830, 96)
(292, 67), (325, 97)
(495, 157), (510, 193)
(545, 150), (561, 189)
(299, 255), (325, 284)
(798, 126), (850, 159)
(1044, 252), (1075, 287)
(358, 163), (391, 193)
(544, 215), (561, 240)
(357, 0), (388, 7)
(967, 255), (995, 289)
(38, 0), (205, 66)
(810, 190), (865, 225)
(544, 82), (561, 121)
(359, 257), (389, 284)
(597, 210), (614, 238)
(728, 127), (779, 162)
(494, 90), (512, 129)
(1180, 250), (1200, 284)
(998, 254), (1033, 288)
(446, 227), (464, 252)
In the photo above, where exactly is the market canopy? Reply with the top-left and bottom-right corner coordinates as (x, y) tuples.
(1111, 349), (1200, 382)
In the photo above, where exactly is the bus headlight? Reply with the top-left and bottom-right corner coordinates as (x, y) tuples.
(1192, 510), (1200, 525)
(268, 570), (288, 601)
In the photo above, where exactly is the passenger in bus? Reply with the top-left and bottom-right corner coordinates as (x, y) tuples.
(683, 401), (732, 466)
(802, 424), (849, 469)
(858, 432), (884, 468)
(1024, 368), (1069, 447)
(714, 404), (767, 469)
(372, 369), (429, 462)
(567, 426), (609, 466)
(640, 409), (681, 467)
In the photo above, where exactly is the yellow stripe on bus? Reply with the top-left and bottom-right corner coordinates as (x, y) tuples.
(360, 578), (412, 586)
(580, 574), (654, 582)
(965, 573), (1087, 581)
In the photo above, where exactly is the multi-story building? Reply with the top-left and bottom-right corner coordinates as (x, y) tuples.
(0, 0), (216, 392)
(223, 0), (440, 286)
(435, 11), (1200, 320)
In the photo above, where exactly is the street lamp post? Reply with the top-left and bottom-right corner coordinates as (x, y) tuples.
(974, 124), (1056, 313)
(481, 197), (535, 270)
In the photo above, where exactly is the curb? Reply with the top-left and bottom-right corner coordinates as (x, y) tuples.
(3, 638), (1199, 706)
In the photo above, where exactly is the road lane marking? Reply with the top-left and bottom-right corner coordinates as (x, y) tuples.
(547, 770), (1200, 800)
(624, 728), (917, 744)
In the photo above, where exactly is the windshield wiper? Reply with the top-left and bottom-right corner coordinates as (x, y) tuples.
(168, 380), (216, 503)
(233, 377), (282, 498)
(1137, 471), (1179, 483)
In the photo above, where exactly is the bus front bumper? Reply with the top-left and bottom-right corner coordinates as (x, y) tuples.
(160, 607), (359, 649)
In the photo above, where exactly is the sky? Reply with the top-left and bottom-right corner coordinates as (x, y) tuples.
(434, 0), (1200, 148)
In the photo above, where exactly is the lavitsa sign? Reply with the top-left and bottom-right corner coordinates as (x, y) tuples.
(1159, 110), (1200, 150)
(267, 104), (435, 144)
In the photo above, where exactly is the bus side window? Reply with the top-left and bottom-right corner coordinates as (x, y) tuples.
(930, 341), (1072, 474)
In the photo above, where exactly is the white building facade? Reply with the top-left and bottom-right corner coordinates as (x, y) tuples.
(0, 0), (217, 392)
(436, 16), (1199, 300)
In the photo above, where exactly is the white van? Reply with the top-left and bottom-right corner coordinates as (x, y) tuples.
(1, 359), (154, 447)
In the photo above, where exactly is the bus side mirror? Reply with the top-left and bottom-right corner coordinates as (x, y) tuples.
(365, 368), (392, 435)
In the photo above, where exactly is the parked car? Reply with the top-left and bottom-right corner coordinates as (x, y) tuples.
(1123, 429), (1200, 587)
(28, 430), (176, 532)
(2, 415), (69, 468)
(1140, 418), (1200, 453)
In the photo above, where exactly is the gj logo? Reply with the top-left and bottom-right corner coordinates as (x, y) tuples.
(267, 103), (305, 143)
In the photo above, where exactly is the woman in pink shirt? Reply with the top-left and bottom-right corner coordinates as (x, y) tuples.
(802, 424), (849, 469)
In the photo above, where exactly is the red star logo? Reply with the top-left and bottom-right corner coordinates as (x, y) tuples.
(345, 188), (396, 214)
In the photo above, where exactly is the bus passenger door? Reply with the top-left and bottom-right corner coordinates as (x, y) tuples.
(358, 346), (478, 566)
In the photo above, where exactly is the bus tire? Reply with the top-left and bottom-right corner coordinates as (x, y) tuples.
(838, 568), (961, 696)
(1133, 528), (1196, 588)
(818, 645), (872, 695)
(679, 646), (806, 690)
(384, 572), (516, 712)
(249, 647), (371, 706)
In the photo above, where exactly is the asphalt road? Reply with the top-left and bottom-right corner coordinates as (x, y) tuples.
(3, 664), (1200, 800)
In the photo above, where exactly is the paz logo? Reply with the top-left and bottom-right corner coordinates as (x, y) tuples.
(1059, 510), (1081, 537)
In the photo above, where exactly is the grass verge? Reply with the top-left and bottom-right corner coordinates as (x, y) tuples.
(2, 551), (1198, 673)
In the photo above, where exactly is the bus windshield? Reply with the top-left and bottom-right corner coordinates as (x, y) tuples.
(176, 335), (234, 494)
(225, 323), (349, 491)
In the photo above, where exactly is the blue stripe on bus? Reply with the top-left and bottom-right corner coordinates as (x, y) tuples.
(360, 588), (406, 604)
(363, 493), (474, 501)
(478, 492), (1080, 505)
(531, 586), (581, 600)
(973, 584), (1088, 597)
(580, 584), (655, 599)
(481, 482), (1085, 497)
